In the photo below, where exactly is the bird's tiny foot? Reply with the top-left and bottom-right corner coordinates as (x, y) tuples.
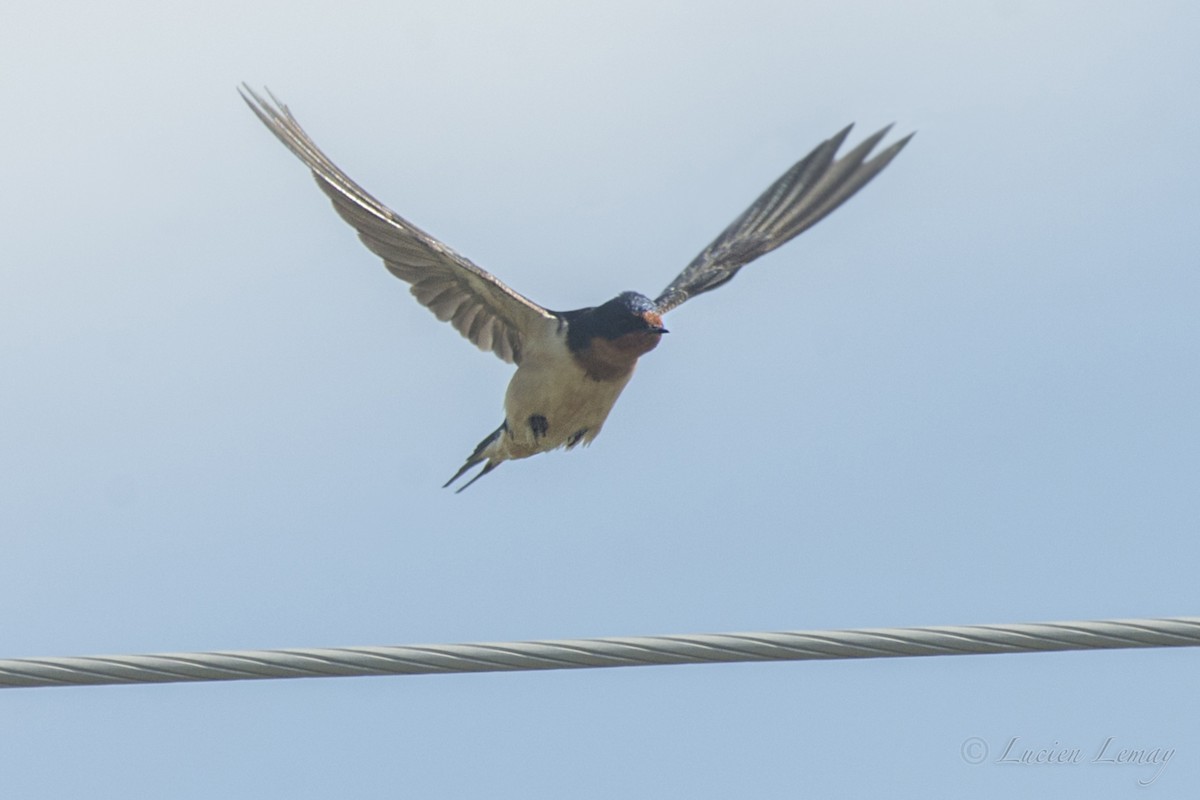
(528, 414), (549, 439)
(566, 428), (589, 448)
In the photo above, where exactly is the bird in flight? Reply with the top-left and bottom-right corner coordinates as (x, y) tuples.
(240, 86), (912, 491)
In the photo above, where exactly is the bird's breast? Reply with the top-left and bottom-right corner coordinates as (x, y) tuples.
(500, 334), (640, 458)
(571, 331), (662, 381)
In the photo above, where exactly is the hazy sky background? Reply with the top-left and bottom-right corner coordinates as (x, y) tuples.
(2, 1), (1198, 796)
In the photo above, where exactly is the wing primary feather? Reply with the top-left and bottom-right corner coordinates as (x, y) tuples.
(239, 85), (556, 364)
(750, 125), (854, 236)
(654, 124), (912, 314)
(765, 125), (889, 237)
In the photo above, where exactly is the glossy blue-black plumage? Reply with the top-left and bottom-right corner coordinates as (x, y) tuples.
(559, 291), (666, 353)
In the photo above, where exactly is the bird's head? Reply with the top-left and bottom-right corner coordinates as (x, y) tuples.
(594, 291), (669, 338)
(563, 291), (668, 372)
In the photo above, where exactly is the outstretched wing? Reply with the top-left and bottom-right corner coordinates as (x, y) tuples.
(240, 86), (557, 364)
(655, 124), (912, 314)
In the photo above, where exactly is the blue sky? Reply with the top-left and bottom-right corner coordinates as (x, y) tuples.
(2, 1), (1198, 796)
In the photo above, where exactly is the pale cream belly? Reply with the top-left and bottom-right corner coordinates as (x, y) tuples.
(497, 351), (634, 460)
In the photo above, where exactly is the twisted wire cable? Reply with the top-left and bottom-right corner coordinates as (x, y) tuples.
(2, 616), (1196, 690)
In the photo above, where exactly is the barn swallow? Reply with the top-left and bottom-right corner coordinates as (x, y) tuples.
(240, 86), (912, 491)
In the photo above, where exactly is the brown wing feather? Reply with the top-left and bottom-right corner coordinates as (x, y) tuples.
(655, 124), (912, 314)
(241, 86), (556, 364)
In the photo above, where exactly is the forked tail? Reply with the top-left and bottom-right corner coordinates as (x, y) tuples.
(443, 421), (507, 493)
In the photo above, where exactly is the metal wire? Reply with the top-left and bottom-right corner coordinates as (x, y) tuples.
(2, 616), (1196, 690)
